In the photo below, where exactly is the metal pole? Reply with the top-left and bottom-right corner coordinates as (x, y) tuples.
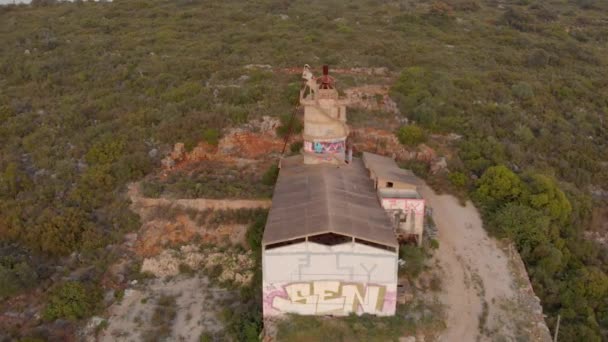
(553, 314), (560, 342)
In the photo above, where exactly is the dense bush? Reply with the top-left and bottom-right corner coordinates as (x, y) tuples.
(473, 166), (607, 340)
(447, 171), (467, 188)
(222, 211), (267, 341)
(398, 245), (427, 279)
(276, 113), (303, 139)
(43, 281), (102, 321)
(0, 256), (37, 299)
(261, 163), (280, 186)
(145, 163), (275, 199)
(396, 125), (426, 146)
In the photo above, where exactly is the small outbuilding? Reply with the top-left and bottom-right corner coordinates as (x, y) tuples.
(362, 152), (425, 246)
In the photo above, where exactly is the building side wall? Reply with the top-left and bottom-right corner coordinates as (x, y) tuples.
(262, 241), (398, 317)
(380, 198), (425, 236)
(377, 176), (417, 191)
(303, 104), (348, 164)
(303, 106), (348, 139)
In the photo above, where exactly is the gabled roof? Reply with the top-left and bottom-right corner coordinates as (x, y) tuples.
(262, 156), (397, 248)
(362, 152), (420, 186)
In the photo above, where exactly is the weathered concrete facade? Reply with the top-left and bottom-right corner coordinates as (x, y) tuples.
(263, 241), (398, 317)
(300, 66), (350, 165)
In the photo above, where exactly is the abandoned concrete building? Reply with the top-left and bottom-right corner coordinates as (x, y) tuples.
(261, 66), (425, 318)
(362, 152), (425, 246)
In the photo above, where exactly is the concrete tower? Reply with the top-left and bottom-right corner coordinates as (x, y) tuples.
(300, 65), (350, 165)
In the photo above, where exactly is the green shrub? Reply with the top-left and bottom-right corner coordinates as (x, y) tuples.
(85, 138), (126, 165)
(276, 114), (303, 138)
(397, 125), (426, 146)
(399, 245), (427, 279)
(262, 163), (279, 186)
(473, 165), (524, 210)
(199, 333), (213, 342)
(0, 257), (37, 299)
(399, 160), (430, 179)
(501, 7), (534, 32)
(222, 213), (267, 341)
(290, 141), (303, 154)
(511, 82), (534, 100)
(141, 181), (164, 198)
(448, 171), (467, 188)
(202, 128), (220, 146)
(43, 281), (101, 321)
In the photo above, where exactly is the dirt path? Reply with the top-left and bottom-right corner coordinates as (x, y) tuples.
(420, 185), (551, 342)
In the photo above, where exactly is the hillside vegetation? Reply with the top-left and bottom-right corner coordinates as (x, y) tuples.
(0, 0), (607, 340)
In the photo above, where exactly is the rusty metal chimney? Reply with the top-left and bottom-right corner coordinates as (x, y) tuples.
(318, 65), (335, 89)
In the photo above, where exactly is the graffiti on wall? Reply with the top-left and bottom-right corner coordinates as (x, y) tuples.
(304, 140), (345, 154)
(382, 198), (425, 215)
(263, 281), (396, 316)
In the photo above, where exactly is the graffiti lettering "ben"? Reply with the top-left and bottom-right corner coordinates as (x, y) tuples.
(271, 281), (386, 315)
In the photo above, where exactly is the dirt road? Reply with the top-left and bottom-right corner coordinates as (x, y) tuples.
(420, 185), (551, 342)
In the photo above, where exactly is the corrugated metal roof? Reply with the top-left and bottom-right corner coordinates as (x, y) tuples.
(262, 156), (398, 248)
(362, 152), (420, 186)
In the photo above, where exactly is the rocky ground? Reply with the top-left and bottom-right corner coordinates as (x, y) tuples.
(84, 276), (238, 342)
(79, 184), (259, 341)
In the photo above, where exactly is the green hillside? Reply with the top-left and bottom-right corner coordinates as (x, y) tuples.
(0, 0), (607, 340)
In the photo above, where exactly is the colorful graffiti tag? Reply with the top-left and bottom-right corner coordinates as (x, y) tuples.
(304, 140), (346, 154)
(263, 281), (397, 316)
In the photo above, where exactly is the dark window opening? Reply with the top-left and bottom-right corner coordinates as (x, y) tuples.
(386, 182), (394, 188)
(355, 238), (396, 253)
(393, 210), (407, 223)
(308, 233), (351, 246)
(265, 238), (306, 250)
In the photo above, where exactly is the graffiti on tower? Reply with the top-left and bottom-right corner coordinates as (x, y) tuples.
(304, 140), (346, 154)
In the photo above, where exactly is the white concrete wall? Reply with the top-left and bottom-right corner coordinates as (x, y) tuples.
(262, 241), (398, 317)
